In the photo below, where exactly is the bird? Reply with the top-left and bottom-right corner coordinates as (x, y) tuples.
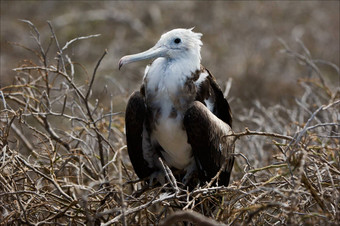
(119, 28), (235, 187)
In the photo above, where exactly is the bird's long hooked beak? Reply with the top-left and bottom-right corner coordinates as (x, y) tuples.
(119, 45), (168, 70)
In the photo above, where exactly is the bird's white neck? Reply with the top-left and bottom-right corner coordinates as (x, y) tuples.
(166, 47), (201, 74)
(145, 47), (201, 82)
(144, 54), (199, 97)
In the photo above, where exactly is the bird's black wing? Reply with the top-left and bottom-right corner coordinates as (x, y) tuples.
(184, 101), (234, 186)
(195, 68), (232, 127)
(184, 69), (234, 186)
(206, 69), (233, 127)
(125, 91), (153, 179)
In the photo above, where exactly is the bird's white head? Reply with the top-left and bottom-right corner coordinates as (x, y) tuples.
(119, 28), (203, 71)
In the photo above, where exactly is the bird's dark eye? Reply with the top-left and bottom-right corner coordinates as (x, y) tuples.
(174, 38), (181, 44)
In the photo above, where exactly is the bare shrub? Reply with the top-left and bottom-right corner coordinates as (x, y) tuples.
(0, 21), (339, 225)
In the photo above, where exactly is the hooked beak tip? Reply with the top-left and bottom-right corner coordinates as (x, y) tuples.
(118, 58), (124, 70)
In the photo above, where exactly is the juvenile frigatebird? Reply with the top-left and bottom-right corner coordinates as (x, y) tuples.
(119, 28), (234, 186)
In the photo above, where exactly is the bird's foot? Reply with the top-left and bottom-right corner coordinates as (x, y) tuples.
(148, 170), (166, 185)
(182, 161), (197, 185)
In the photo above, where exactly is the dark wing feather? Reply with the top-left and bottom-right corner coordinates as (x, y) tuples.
(206, 69), (232, 127)
(125, 91), (153, 179)
(194, 68), (232, 127)
(184, 101), (234, 186)
(184, 68), (234, 186)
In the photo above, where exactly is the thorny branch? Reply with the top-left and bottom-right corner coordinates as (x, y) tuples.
(226, 127), (294, 142)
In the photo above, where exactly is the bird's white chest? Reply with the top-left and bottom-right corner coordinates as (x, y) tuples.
(152, 115), (192, 169)
(145, 59), (195, 169)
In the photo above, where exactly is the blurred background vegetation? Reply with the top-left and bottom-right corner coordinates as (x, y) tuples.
(2, 1), (339, 113)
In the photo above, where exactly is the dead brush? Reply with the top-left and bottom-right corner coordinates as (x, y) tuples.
(0, 21), (339, 225)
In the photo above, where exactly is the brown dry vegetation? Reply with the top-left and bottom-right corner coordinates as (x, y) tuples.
(1, 2), (339, 225)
